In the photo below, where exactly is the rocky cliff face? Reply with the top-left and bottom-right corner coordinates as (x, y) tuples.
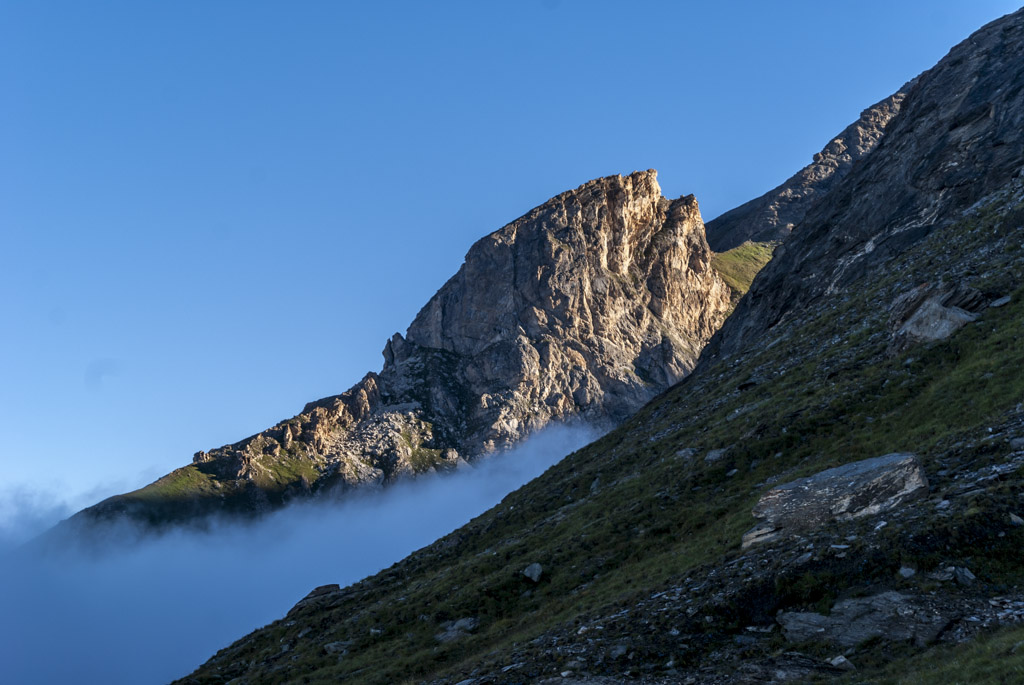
(81, 170), (729, 525)
(705, 88), (911, 252)
(704, 6), (1024, 363)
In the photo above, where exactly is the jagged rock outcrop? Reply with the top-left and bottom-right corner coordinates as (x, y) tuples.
(705, 88), (912, 252)
(742, 453), (929, 548)
(778, 591), (951, 648)
(704, 8), (1024, 363)
(887, 282), (990, 351)
(79, 170), (730, 525)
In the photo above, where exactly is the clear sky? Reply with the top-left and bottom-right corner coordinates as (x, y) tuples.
(1, 1), (1020, 520)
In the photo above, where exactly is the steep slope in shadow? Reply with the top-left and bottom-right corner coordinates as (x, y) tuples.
(176, 8), (1024, 684)
(705, 87), (911, 252)
(703, 8), (1024, 363)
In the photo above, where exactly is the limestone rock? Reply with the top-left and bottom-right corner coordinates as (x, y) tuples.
(522, 562), (543, 583)
(897, 299), (977, 343)
(888, 283), (987, 351)
(742, 453), (928, 547)
(829, 655), (856, 671)
(435, 617), (479, 642)
(704, 448), (728, 463)
(288, 584), (345, 617)
(80, 170), (731, 527)
(778, 591), (950, 648)
(323, 641), (350, 655)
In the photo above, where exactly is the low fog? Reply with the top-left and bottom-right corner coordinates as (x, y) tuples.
(0, 425), (596, 684)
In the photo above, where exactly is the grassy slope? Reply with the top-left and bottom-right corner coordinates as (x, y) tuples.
(843, 623), (1024, 684)
(711, 240), (776, 307)
(180, 191), (1024, 683)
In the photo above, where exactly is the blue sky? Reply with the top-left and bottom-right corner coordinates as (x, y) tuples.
(1, 1), (1020, 522)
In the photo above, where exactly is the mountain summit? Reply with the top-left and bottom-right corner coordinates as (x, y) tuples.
(178, 8), (1024, 684)
(76, 170), (730, 527)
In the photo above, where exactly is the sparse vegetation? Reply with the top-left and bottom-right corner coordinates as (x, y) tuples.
(177, 190), (1024, 684)
(128, 465), (220, 500)
(847, 623), (1024, 684)
(711, 240), (776, 306)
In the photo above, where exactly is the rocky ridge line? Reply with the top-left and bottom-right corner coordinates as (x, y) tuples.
(704, 7), (1024, 363)
(705, 87), (911, 252)
(80, 170), (731, 525)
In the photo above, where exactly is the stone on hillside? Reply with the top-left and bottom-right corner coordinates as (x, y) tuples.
(990, 295), (1011, 307)
(888, 283), (987, 351)
(829, 655), (856, 671)
(522, 562), (543, 582)
(323, 640), (351, 655)
(705, 448), (728, 463)
(897, 299), (977, 343)
(778, 591), (948, 648)
(1010, 513), (1024, 526)
(288, 584), (344, 616)
(742, 453), (928, 547)
(435, 617), (479, 642)
(451, 617), (478, 632)
(953, 567), (977, 586)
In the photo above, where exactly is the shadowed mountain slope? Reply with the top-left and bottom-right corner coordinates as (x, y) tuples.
(705, 88), (911, 252)
(176, 8), (1024, 684)
(705, 9), (1024, 363)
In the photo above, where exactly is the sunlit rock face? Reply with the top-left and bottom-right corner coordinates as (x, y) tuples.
(78, 170), (730, 526)
(397, 170), (730, 453)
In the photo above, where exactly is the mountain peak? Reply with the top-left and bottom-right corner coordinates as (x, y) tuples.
(75, 170), (730, 528)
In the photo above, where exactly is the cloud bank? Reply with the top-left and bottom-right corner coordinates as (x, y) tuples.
(0, 424), (596, 684)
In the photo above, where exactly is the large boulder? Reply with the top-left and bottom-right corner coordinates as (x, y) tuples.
(778, 591), (950, 648)
(742, 453), (928, 547)
(887, 283), (988, 351)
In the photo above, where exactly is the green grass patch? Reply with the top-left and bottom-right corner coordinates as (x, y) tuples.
(711, 240), (776, 305)
(847, 623), (1024, 684)
(252, 453), (321, 490)
(128, 465), (220, 500)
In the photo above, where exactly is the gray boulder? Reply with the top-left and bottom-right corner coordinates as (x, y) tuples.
(435, 617), (480, 642)
(887, 283), (986, 351)
(778, 591), (949, 648)
(522, 563), (543, 583)
(705, 448), (728, 463)
(743, 453), (928, 547)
